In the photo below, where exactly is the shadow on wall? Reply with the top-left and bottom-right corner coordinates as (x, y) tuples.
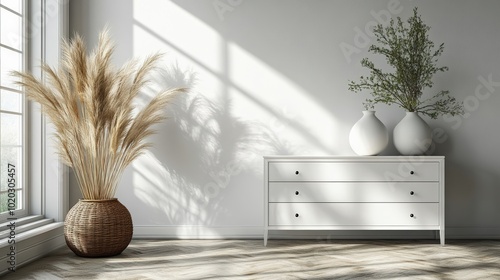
(119, 63), (296, 226)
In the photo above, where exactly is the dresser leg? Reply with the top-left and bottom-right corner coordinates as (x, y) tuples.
(440, 229), (445, 246)
(264, 230), (268, 246)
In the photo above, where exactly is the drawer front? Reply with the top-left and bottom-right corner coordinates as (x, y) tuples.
(268, 182), (439, 203)
(268, 162), (439, 182)
(268, 203), (439, 226)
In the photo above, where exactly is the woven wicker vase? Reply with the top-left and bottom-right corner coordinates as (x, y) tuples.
(64, 198), (133, 257)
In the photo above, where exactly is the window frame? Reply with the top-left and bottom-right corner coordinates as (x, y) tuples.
(1, 1), (68, 274)
(0, 0), (69, 222)
(27, 0), (69, 222)
(0, 0), (28, 220)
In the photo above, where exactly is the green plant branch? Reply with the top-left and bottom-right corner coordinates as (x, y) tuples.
(348, 7), (463, 119)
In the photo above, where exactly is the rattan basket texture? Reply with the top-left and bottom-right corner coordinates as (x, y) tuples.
(64, 198), (133, 257)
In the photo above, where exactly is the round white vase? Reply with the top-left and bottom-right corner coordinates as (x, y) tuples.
(349, 111), (389, 156)
(393, 112), (432, 155)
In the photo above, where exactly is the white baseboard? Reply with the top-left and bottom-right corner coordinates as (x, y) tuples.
(133, 225), (263, 239)
(133, 225), (500, 240)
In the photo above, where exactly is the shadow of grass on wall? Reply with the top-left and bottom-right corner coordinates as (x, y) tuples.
(118, 63), (296, 228)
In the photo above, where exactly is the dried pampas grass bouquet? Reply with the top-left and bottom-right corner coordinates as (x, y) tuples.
(14, 29), (187, 200)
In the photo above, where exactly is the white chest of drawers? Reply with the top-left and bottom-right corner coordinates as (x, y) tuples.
(264, 156), (445, 246)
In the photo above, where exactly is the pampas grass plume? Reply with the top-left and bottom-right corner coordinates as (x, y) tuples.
(13, 29), (187, 199)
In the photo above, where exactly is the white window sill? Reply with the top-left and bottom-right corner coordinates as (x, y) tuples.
(0, 216), (64, 275)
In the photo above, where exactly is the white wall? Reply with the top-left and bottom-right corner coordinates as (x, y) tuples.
(69, 0), (500, 238)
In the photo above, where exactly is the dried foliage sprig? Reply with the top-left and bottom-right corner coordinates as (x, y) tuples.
(14, 29), (187, 199)
(348, 7), (464, 119)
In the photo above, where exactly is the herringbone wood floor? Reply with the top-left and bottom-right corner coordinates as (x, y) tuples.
(3, 239), (500, 279)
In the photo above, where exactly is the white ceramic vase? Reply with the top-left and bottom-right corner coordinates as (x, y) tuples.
(393, 112), (432, 155)
(349, 111), (389, 156)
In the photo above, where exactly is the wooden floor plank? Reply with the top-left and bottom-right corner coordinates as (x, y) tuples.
(3, 239), (500, 279)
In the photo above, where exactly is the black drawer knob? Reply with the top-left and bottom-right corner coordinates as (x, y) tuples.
(295, 191), (299, 195)
(295, 171), (299, 175)
(295, 213), (299, 217)
(410, 191), (414, 195)
(410, 171), (415, 175)
(410, 214), (414, 218)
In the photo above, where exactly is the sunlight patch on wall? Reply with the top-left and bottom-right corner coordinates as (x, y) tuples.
(133, 0), (225, 101)
(227, 43), (341, 155)
(126, 0), (345, 226)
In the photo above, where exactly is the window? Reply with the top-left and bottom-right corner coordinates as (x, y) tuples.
(0, 0), (26, 218)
